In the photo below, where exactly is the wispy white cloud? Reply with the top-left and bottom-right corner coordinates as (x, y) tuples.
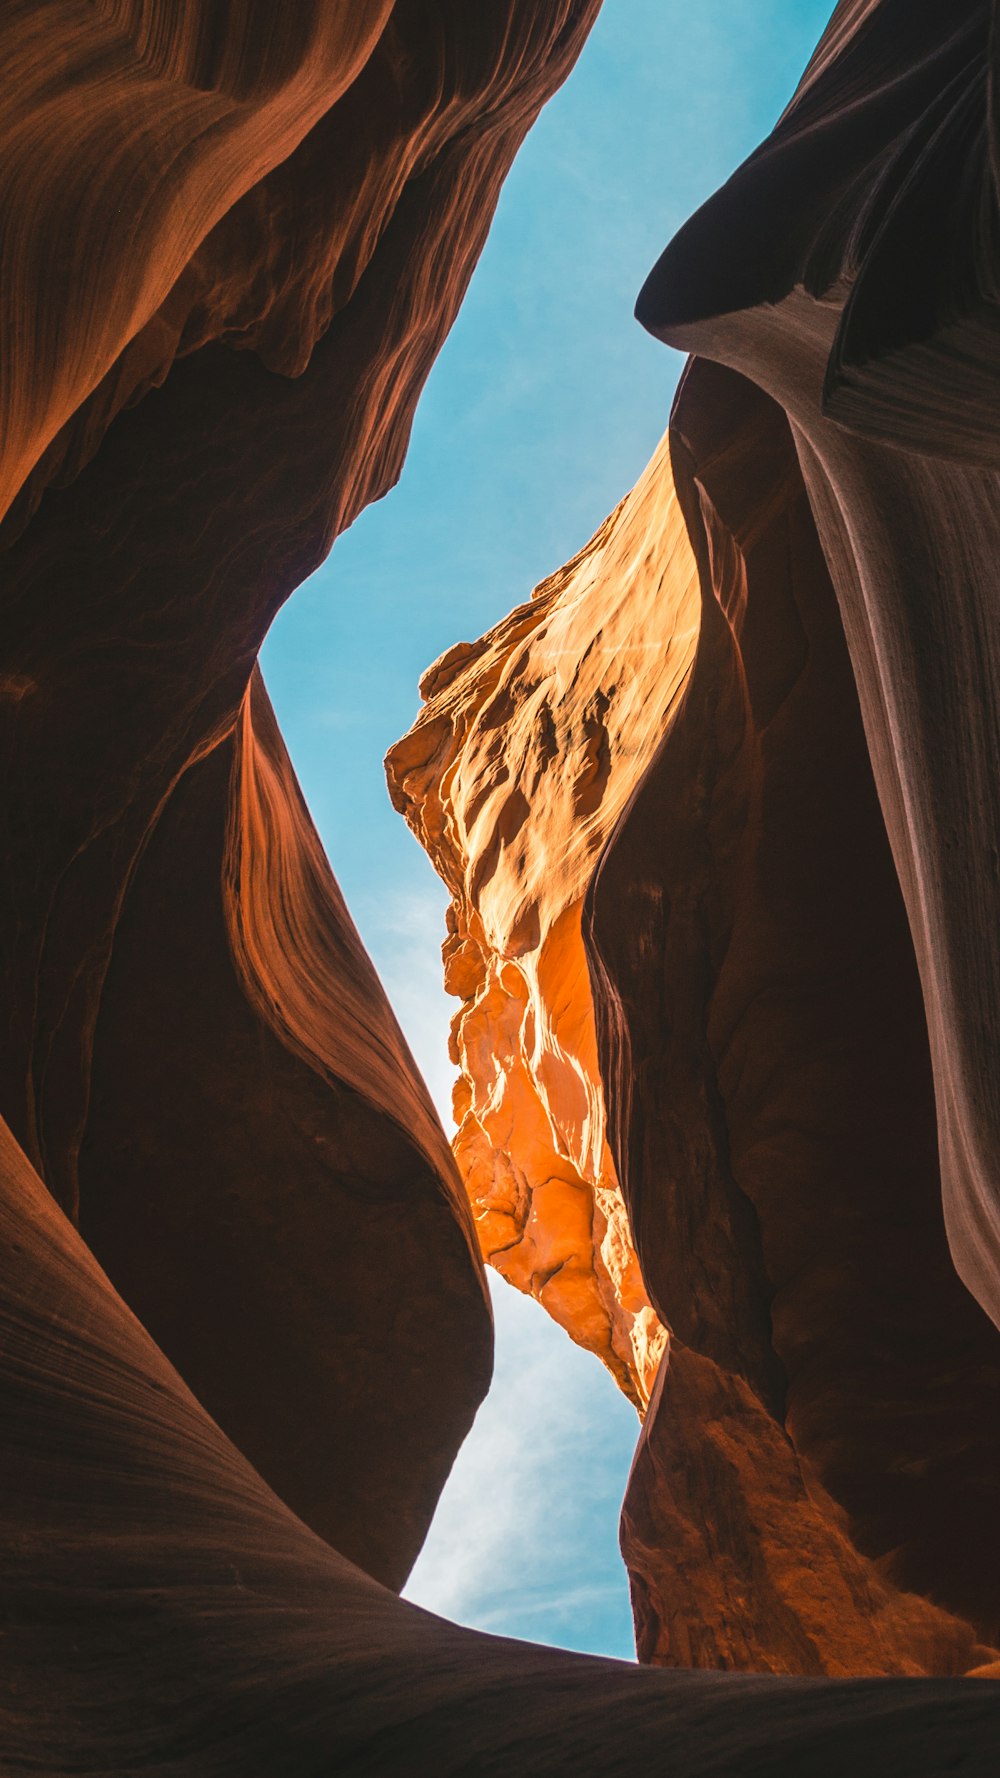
(353, 873), (640, 1659)
(404, 1274), (639, 1659)
(354, 875), (458, 1128)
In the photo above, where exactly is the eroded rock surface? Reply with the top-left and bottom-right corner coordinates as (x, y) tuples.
(388, 433), (692, 1408)
(600, 364), (1000, 1677)
(393, 0), (1000, 1679)
(615, 0), (1000, 1670)
(78, 670), (489, 1587)
(638, 0), (1000, 1333)
(4, 0), (1000, 1765)
(395, 351), (1000, 1676)
(7, 1104), (999, 1773)
(0, 0), (605, 1593)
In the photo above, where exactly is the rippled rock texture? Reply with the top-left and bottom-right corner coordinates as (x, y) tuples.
(0, 0), (602, 1706)
(4, 0), (1000, 1769)
(6, 1102), (1000, 1772)
(608, 363), (1000, 1677)
(0, 0), (614, 1595)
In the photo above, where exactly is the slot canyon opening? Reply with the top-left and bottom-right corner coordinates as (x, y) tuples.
(38, 0), (997, 1683)
(229, 0), (872, 1657)
(7, 2), (1000, 1765)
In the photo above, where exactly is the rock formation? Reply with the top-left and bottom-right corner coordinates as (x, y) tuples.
(387, 431), (692, 1409)
(392, 0), (1000, 1689)
(636, 0), (1000, 1333)
(0, 0), (606, 1589)
(606, 362), (1000, 1677)
(3, 0), (1000, 1769)
(395, 365), (1000, 1678)
(618, 0), (1000, 1669)
(9, 1099), (1000, 1772)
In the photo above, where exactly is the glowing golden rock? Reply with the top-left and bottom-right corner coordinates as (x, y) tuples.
(388, 431), (698, 1410)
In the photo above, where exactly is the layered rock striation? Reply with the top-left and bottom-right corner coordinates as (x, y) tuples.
(393, 0), (1000, 1683)
(602, 363), (1000, 1677)
(0, 0), (605, 1591)
(78, 669), (489, 1586)
(3, 0), (1000, 1767)
(8, 1100), (999, 1772)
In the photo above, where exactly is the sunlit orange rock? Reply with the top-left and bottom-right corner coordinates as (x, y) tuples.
(388, 433), (693, 1408)
(0, 0), (394, 528)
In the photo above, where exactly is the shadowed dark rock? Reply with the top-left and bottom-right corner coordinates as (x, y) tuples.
(0, 0), (604, 1594)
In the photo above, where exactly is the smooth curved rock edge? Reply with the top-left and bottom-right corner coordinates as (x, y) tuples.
(0, 0), (605, 1599)
(387, 430), (687, 1412)
(639, 0), (1000, 1332)
(1, 0), (999, 1768)
(4, 1110), (1000, 1769)
(393, 0), (1000, 1694)
(600, 362), (1000, 1677)
(614, 0), (1000, 1687)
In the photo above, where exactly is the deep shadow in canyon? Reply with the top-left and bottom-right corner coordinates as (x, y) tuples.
(1, 1), (1000, 1771)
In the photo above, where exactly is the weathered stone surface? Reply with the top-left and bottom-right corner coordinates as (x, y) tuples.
(4, 0), (1000, 1764)
(78, 670), (489, 1587)
(387, 435), (691, 1408)
(607, 0), (1000, 1678)
(0, 0), (605, 1593)
(638, 0), (1000, 1331)
(0, 0), (393, 525)
(394, 0), (1000, 1678)
(594, 362), (1000, 1676)
(397, 344), (1000, 1674)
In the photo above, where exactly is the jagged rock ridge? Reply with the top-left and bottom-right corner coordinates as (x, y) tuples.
(395, 366), (1000, 1678)
(387, 431), (692, 1410)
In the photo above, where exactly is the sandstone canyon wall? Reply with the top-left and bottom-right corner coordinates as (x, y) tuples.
(9, 1099), (998, 1772)
(394, 362), (1000, 1678)
(393, 0), (1000, 1690)
(2, 0), (1000, 1770)
(386, 431), (694, 1410)
(0, 0), (610, 1589)
(604, 362), (1000, 1677)
(621, 0), (1000, 1669)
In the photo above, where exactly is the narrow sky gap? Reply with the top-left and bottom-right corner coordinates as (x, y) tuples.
(261, 0), (834, 1660)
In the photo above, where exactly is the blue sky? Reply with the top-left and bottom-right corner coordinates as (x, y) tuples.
(261, 0), (833, 1660)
